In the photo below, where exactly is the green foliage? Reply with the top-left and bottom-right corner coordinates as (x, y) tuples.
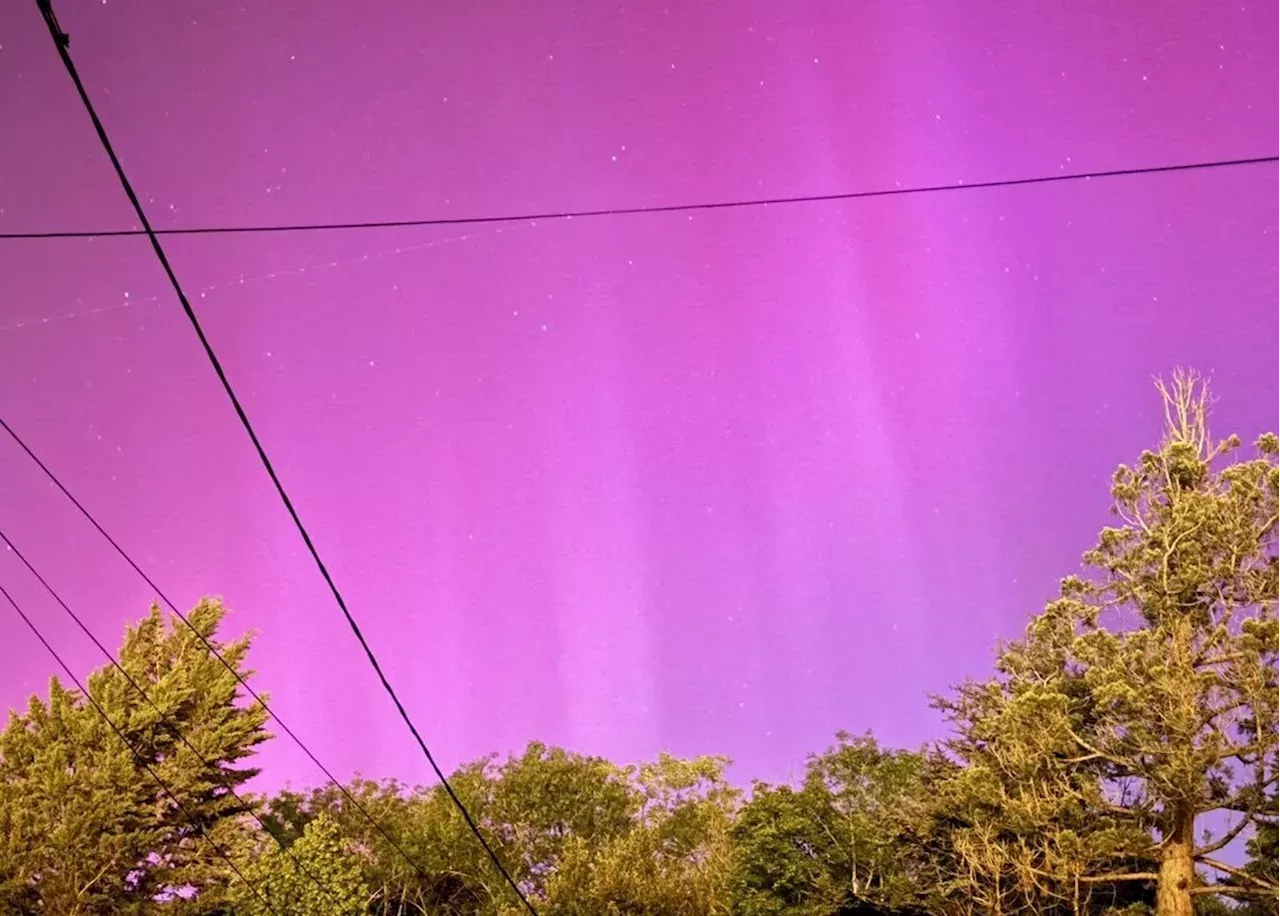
(1215, 817), (1279, 915)
(931, 372), (1279, 915)
(0, 599), (271, 914)
(235, 812), (369, 915)
(259, 746), (634, 913)
(264, 746), (738, 915)
(2, 370), (1275, 916)
(0, 680), (160, 915)
(541, 754), (738, 915)
(729, 733), (942, 916)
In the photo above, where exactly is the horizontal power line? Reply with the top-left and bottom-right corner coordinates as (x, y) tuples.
(0, 154), (1275, 241)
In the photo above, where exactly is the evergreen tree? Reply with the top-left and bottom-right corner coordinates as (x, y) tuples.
(0, 598), (271, 914)
(933, 372), (1278, 915)
(1241, 818), (1279, 914)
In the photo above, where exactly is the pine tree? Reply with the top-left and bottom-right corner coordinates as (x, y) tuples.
(0, 598), (271, 913)
(934, 371), (1278, 915)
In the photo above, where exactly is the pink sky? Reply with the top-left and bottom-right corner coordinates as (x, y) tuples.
(0, 0), (1276, 794)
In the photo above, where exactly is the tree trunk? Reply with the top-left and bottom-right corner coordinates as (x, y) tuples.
(1156, 808), (1196, 916)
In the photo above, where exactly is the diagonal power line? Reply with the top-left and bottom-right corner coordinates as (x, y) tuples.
(0, 580), (282, 916)
(0, 413), (442, 891)
(0, 522), (348, 909)
(0, 154), (1275, 241)
(34, 4), (535, 912)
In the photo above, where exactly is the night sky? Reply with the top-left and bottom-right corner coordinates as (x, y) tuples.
(0, 1), (1275, 795)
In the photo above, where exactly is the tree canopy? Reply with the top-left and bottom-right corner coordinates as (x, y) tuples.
(932, 371), (1277, 915)
(1, 372), (1274, 916)
(0, 599), (270, 914)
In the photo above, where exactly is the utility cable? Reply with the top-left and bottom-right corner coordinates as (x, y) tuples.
(0, 579), (282, 916)
(0, 523), (348, 910)
(0, 413), (439, 891)
(35, 4), (536, 911)
(0, 156), (1274, 241)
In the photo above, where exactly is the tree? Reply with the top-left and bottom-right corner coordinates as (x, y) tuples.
(265, 772), (499, 915)
(933, 371), (1278, 916)
(235, 811), (369, 915)
(265, 744), (642, 914)
(1239, 817), (1279, 914)
(729, 733), (945, 916)
(483, 741), (646, 904)
(270, 745), (740, 915)
(924, 717), (1161, 915)
(542, 752), (739, 915)
(0, 599), (272, 914)
(0, 681), (160, 915)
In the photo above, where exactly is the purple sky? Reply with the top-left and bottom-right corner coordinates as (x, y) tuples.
(0, 1), (1275, 795)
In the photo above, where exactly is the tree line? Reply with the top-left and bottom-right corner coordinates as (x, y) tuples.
(0, 371), (1275, 915)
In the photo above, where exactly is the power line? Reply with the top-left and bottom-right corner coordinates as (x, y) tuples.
(0, 156), (1273, 242)
(32, 6), (538, 910)
(0, 579), (281, 916)
(0, 523), (347, 910)
(0, 412), (439, 891)
(30, 3), (1272, 910)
